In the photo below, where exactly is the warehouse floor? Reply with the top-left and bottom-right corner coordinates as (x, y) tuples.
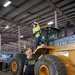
(0, 71), (12, 75)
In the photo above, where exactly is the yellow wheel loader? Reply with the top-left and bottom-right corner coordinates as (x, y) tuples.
(10, 26), (75, 75)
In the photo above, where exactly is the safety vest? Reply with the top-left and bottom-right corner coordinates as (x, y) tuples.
(33, 24), (41, 38)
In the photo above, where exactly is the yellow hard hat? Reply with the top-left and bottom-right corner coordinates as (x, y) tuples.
(26, 50), (32, 55)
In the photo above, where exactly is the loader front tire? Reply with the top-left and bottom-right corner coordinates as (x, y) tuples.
(34, 54), (67, 75)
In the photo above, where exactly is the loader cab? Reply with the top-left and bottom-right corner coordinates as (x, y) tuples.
(41, 27), (60, 46)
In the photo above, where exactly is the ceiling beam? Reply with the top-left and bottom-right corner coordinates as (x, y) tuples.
(62, 6), (75, 12)
(19, 6), (50, 22)
(3, 0), (31, 17)
(45, 0), (75, 26)
(0, 30), (18, 35)
(2, 36), (18, 40)
(21, 7), (68, 26)
(20, 13), (66, 29)
(25, 10), (54, 23)
(12, 0), (46, 20)
(0, 1), (34, 27)
(59, 1), (75, 9)
(0, 17), (19, 25)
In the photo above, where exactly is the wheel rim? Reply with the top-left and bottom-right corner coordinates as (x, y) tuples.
(39, 65), (50, 75)
(12, 62), (17, 72)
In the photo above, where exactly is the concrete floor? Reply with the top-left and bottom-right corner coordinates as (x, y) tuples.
(0, 71), (12, 75)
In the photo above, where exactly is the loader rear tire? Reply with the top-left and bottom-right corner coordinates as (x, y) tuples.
(10, 54), (27, 75)
(34, 54), (67, 75)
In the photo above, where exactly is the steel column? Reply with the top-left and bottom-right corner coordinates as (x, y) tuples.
(18, 26), (21, 51)
(55, 11), (57, 28)
(0, 34), (1, 50)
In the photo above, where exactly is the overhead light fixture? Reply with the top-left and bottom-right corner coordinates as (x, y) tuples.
(20, 35), (24, 38)
(47, 21), (54, 25)
(3, 0), (12, 7)
(5, 25), (9, 29)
